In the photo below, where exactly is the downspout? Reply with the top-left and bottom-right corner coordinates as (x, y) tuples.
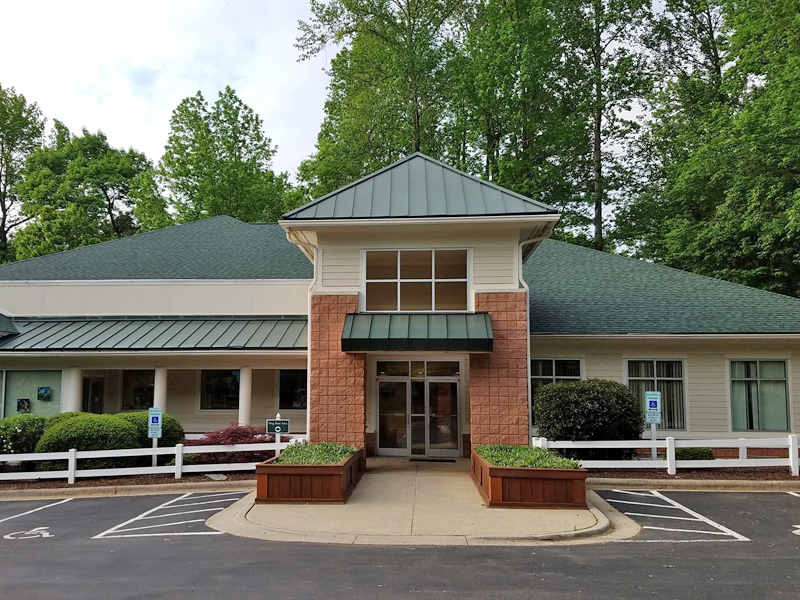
(285, 230), (319, 440)
(518, 235), (548, 446)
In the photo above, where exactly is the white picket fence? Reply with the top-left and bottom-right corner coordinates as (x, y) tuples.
(0, 436), (307, 484)
(532, 435), (800, 476)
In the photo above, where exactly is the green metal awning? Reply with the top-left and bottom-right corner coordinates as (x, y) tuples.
(341, 313), (493, 352)
(0, 317), (308, 352)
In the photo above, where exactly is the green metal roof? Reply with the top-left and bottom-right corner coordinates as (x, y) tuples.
(526, 240), (800, 335)
(282, 153), (557, 221)
(341, 313), (493, 352)
(0, 317), (308, 351)
(0, 313), (17, 335)
(0, 217), (313, 281)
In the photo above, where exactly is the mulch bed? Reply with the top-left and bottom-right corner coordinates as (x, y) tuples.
(588, 467), (797, 480)
(0, 472), (256, 491)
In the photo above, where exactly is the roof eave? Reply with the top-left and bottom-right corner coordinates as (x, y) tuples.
(280, 213), (560, 230)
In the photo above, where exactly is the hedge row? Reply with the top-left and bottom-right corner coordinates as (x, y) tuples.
(0, 411), (185, 471)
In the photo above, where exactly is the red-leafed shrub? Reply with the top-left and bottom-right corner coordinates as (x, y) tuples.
(184, 424), (292, 464)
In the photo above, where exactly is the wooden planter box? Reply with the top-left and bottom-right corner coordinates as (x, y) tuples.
(255, 450), (366, 504)
(471, 450), (588, 509)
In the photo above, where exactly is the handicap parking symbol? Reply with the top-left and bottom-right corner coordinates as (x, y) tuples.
(4, 526), (54, 540)
(649, 400), (658, 409)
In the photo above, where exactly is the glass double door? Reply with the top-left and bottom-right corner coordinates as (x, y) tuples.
(377, 361), (460, 457)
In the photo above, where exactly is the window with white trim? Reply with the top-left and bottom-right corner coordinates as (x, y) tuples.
(627, 360), (686, 430)
(730, 360), (789, 431)
(530, 359), (582, 425)
(364, 249), (468, 312)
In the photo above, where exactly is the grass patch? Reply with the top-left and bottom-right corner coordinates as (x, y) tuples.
(476, 444), (581, 469)
(274, 442), (358, 465)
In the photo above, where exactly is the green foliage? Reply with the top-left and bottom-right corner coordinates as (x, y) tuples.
(675, 447), (714, 461)
(273, 441), (357, 465)
(159, 86), (295, 223)
(35, 414), (139, 470)
(14, 122), (151, 260)
(534, 380), (644, 459)
(0, 414), (47, 454)
(475, 444), (580, 469)
(0, 83), (45, 264)
(114, 411), (185, 448)
(46, 411), (84, 430)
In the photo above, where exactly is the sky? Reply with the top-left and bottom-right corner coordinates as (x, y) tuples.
(0, 0), (332, 177)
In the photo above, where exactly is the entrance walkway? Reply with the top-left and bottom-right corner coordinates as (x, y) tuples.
(209, 458), (626, 545)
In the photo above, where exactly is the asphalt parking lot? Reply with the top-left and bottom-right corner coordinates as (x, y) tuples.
(0, 489), (798, 599)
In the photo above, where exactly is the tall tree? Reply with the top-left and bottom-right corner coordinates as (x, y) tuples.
(296, 0), (464, 196)
(14, 122), (151, 260)
(0, 84), (45, 263)
(550, 0), (653, 248)
(159, 86), (293, 223)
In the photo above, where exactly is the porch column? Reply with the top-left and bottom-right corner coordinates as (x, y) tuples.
(63, 367), (82, 412)
(153, 367), (168, 411)
(238, 366), (252, 426)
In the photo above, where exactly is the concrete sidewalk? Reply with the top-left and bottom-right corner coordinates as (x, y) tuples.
(208, 458), (637, 546)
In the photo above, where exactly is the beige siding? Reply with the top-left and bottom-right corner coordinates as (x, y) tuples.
(529, 336), (800, 438)
(316, 229), (520, 295)
(686, 353), (729, 433)
(0, 280), (310, 317)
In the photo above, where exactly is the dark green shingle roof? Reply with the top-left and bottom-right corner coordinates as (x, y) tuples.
(526, 240), (800, 334)
(0, 313), (17, 335)
(0, 317), (308, 351)
(341, 313), (493, 352)
(282, 153), (557, 220)
(0, 216), (313, 281)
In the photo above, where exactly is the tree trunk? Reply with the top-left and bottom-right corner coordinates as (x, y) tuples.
(592, 0), (604, 250)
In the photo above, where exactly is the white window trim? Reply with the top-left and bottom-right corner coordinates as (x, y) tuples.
(624, 358), (688, 432)
(360, 248), (472, 313)
(529, 358), (584, 386)
(726, 358), (792, 433)
(277, 368), (309, 412)
(197, 369), (240, 413)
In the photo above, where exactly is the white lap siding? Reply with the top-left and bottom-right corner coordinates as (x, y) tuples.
(528, 336), (799, 438)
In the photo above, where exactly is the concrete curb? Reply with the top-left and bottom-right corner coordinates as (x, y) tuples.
(206, 489), (627, 547)
(588, 477), (800, 492)
(0, 480), (254, 501)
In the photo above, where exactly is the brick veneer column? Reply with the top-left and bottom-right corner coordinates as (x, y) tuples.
(469, 291), (529, 445)
(309, 294), (366, 448)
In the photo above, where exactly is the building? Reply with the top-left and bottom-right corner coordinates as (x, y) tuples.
(1, 153), (799, 456)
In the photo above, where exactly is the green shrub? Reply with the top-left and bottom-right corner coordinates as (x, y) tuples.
(0, 414), (48, 454)
(46, 412), (84, 430)
(676, 447), (715, 461)
(476, 444), (580, 469)
(274, 441), (357, 465)
(35, 414), (139, 470)
(114, 411), (185, 448)
(534, 380), (644, 460)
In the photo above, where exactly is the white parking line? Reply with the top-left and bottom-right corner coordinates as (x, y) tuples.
(608, 490), (750, 543)
(649, 491), (750, 542)
(788, 492), (800, 499)
(93, 492), (245, 539)
(0, 499), (73, 524)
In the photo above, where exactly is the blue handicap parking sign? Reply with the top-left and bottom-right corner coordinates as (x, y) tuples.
(649, 400), (658, 409)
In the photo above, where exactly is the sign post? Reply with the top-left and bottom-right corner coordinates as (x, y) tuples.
(644, 391), (662, 460)
(148, 407), (163, 468)
(266, 413), (290, 457)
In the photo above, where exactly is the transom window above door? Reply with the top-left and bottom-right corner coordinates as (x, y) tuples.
(365, 249), (468, 312)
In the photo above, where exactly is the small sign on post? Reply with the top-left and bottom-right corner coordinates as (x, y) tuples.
(267, 418), (290, 435)
(148, 407), (163, 467)
(644, 391), (662, 460)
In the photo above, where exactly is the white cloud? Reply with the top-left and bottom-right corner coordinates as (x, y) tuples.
(0, 0), (331, 176)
